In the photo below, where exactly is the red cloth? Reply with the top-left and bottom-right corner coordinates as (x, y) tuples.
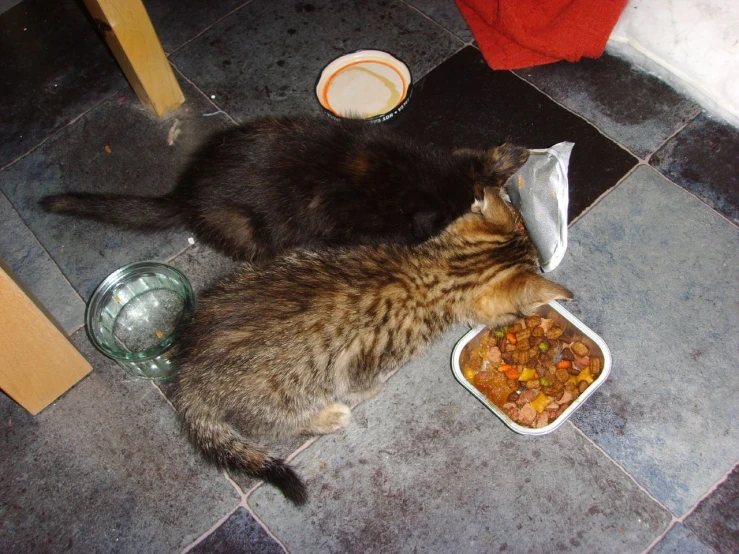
(456, 0), (628, 70)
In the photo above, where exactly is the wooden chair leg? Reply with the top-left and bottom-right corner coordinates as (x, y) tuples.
(82, 0), (185, 117)
(0, 263), (91, 416)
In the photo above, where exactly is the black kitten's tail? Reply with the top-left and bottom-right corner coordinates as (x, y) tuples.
(180, 404), (307, 505)
(39, 192), (185, 231)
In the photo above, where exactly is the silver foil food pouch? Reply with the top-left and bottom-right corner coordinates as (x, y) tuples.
(505, 142), (574, 273)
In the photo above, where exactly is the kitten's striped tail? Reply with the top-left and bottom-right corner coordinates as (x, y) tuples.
(39, 192), (184, 231)
(180, 404), (307, 505)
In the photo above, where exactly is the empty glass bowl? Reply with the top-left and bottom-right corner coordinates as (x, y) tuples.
(86, 261), (196, 380)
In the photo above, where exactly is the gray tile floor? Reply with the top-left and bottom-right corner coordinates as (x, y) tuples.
(1, 1), (737, 553)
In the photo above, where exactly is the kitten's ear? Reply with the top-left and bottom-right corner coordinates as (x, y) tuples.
(513, 273), (573, 314)
(484, 144), (530, 185)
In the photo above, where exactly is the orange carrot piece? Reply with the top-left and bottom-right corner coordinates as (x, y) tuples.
(498, 364), (514, 373)
(556, 360), (572, 369)
(506, 332), (517, 345)
(504, 367), (521, 380)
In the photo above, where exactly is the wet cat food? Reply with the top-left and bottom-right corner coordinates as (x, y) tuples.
(452, 301), (611, 435)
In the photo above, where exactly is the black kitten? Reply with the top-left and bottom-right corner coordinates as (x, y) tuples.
(40, 116), (528, 260)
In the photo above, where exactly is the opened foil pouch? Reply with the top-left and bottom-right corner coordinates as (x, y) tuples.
(505, 142), (574, 273)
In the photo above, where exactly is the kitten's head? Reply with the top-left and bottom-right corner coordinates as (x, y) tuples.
(454, 143), (530, 198)
(451, 187), (573, 326)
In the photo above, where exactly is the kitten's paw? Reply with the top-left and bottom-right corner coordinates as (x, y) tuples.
(305, 402), (352, 435)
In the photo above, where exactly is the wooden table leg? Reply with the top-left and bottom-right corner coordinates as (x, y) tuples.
(0, 263), (91, 415)
(82, 0), (185, 117)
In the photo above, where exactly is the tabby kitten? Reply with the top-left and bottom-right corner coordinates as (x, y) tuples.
(173, 187), (572, 504)
(40, 116), (529, 260)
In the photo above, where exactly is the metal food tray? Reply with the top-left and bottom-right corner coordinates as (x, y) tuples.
(451, 301), (612, 436)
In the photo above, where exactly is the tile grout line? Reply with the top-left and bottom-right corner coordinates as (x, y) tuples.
(177, 470), (248, 553)
(0, 87), (126, 173)
(573, 431), (735, 552)
(165, 0), (257, 58)
(507, 69), (737, 227)
(660, 172), (739, 228)
(569, 158), (738, 229)
(568, 162), (643, 227)
(0, 85), (129, 330)
(240, 436), (321, 502)
(675, 459), (738, 525)
(639, 520), (679, 554)
(284, 435), (322, 464)
(240, 498), (291, 554)
(169, 62), (240, 125)
(151, 381), (177, 411)
(643, 108), (702, 165)
(0, 192), (87, 333)
(640, 518), (720, 554)
(167, 2), (465, 111)
(150, 385), (275, 554)
(405, 42), (469, 85)
(237, 377), (408, 550)
(0, 189), (85, 318)
(507, 70), (645, 160)
(223, 470), (248, 499)
(164, 242), (196, 264)
(180, 505), (242, 554)
(640, 458), (733, 554)
(568, 420), (674, 515)
(397, 0), (467, 46)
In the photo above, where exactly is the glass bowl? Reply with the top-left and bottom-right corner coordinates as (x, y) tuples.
(86, 261), (196, 380)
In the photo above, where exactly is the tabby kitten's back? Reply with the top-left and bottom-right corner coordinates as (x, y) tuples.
(174, 187), (572, 504)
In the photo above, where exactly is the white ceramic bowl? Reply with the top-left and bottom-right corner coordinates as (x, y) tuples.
(315, 49), (412, 122)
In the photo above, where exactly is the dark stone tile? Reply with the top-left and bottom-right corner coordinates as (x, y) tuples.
(0, 329), (239, 553)
(0, 0), (126, 168)
(650, 112), (739, 224)
(0, 79), (232, 300)
(170, 0), (463, 122)
(0, 0), (22, 16)
(684, 468), (739, 554)
(403, 0), (473, 42)
(248, 326), (671, 553)
(551, 166), (739, 516)
(650, 524), (713, 554)
(145, 0), (247, 54)
(190, 508), (284, 554)
(514, 53), (701, 159)
(167, 243), (241, 297)
(0, 191), (85, 333)
(386, 47), (638, 222)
